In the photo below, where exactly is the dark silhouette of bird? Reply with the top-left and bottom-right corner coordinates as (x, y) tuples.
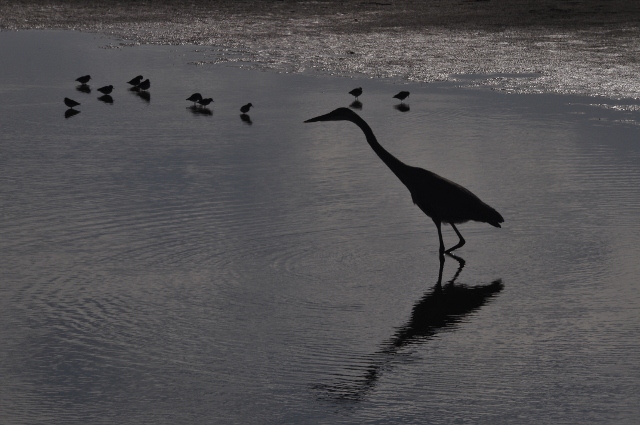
(349, 87), (363, 100)
(240, 103), (253, 113)
(186, 93), (202, 105)
(136, 79), (150, 91)
(304, 108), (503, 256)
(198, 98), (214, 107)
(76, 75), (91, 85)
(64, 97), (80, 109)
(393, 91), (410, 103)
(97, 85), (113, 95)
(127, 75), (143, 86)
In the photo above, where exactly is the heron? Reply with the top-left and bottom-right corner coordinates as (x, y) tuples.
(136, 79), (150, 91)
(127, 75), (143, 86)
(64, 97), (80, 109)
(187, 93), (203, 105)
(393, 91), (410, 103)
(97, 85), (113, 95)
(349, 87), (363, 101)
(304, 107), (503, 256)
(76, 75), (91, 85)
(198, 98), (214, 107)
(240, 103), (253, 113)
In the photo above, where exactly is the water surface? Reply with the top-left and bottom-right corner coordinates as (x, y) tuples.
(1, 31), (639, 424)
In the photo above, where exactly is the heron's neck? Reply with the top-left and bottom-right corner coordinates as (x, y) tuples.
(352, 115), (408, 179)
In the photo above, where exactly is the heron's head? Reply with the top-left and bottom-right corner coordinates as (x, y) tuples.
(304, 107), (359, 123)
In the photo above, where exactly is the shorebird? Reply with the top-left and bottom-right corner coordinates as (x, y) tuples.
(64, 97), (80, 109)
(305, 108), (503, 256)
(240, 103), (253, 113)
(136, 79), (150, 91)
(76, 75), (91, 85)
(349, 87), (363, 101)
(187, 93), (203, 105)
(97, 85), (113, 95)
(393, 91), (410, 103)
(127, 75), (143, 86)
(198, 98), (214, 107)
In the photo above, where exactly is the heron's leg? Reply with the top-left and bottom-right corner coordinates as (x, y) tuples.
(445, 223), (466, 253)
(434, 220), (445, 258)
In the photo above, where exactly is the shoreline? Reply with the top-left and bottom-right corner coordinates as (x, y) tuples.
(2, 1), (640, 99)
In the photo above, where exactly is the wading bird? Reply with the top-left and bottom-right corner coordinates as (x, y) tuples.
(349, 87), (363, 101)
(64, 97), (80, 109)
(136, 79), (150, 91)
(76, 75), (91, 84)
(393, 91), (410, 103)
(198, 98), (214, 107)
(240, 103), (253, 113)
(127, 75), (143, 86)
(187, 93), (203, 105)
(97, 85), (113, 95)
(304, 108), (503, 256)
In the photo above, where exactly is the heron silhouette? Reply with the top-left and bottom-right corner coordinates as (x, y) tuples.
(305, 108), (503, 256)
(187, 93), (202, 105)
(127, 75), (143, 86)
(349, 87), (363, 101)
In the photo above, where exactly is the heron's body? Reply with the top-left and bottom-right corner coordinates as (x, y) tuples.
(349, 87), (363, 100)
(240, 103), (253, 113)
(304, 107), (503, 255)
(97, 85), (113, 95)
(127, 75), (143, 86)
(64, 97), (80, 109)
(198, 98), (214, 107)
(76, 75), (91, 84)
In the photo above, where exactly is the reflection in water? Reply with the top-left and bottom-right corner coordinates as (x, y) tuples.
(188, 105), (212, 116)
(64, 108), (80, 118)
(129, 87), (150, 103)
(349, 100), (362, 110)
(316, 254), (503, 401)
(394, 103), (410, 112)
(76, 84), (90, 93)
(240, 113), (252, 125)
(98, 94), (113, 104)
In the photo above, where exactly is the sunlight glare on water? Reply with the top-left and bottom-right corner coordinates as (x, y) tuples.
(0, 31), (639, 424)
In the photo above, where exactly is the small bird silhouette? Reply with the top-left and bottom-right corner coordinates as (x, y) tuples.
(393, 91), (410, 103)
(136, 79), (150, 91)
(76, 75), (91, 84)
(64, 97), (80, 109)
(97, 85), (113, 95)
(305, 108), (503, 256)
(187, 93), (203, 105)
(349, 87), (363, 100)
(198, 98), (214, 107)
(240, 103), (253, 113)
(127, 75), (143, 86)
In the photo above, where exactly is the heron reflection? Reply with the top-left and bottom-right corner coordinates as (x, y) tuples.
(349, 100), (362, 110)
(240, 114), (252, 125)
(316, 254), (503, 401)
(98, 94), (113, 104)
(188, 105), (213, 116)
(394, 103), (410, 112)
(76, 84), (91, 93)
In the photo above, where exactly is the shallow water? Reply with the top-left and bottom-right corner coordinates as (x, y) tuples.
(1, 31), (640, 424)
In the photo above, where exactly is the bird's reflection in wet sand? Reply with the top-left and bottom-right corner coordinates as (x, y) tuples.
(188, 105), (212, 116)
(315, 254), (503, 401)
(64, 109), (80, 118)
(76, 84), (90, 93)
(349, 100), (362, 110)
(240, 113), (252, 125)
(394, 103), (410, 112)
(98, 94), (113, 104)
(129, 87), (150, 103)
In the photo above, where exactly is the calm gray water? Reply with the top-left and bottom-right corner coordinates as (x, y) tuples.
(1, 30), (640, 424)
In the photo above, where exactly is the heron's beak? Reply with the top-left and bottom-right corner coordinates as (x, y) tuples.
(304, 112), (332, 123)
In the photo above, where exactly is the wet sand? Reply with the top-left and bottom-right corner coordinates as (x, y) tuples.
(2, 0), (640, 98)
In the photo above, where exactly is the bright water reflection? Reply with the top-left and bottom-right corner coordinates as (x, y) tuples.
(1, 31), (639, 424)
